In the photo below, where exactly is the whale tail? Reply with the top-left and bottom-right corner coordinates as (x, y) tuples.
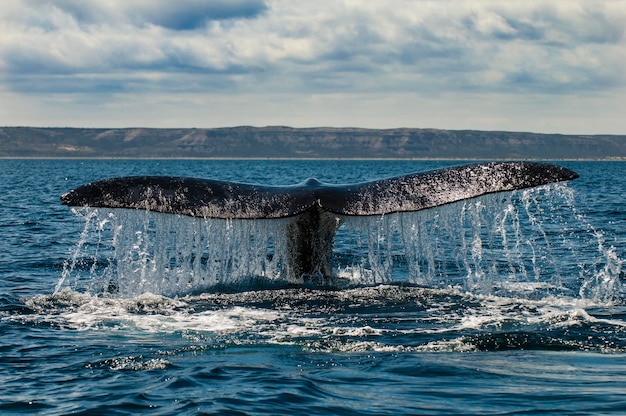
(61, 162), (578, 281)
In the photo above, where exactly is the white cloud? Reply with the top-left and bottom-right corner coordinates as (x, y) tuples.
(0, 0), (624, 133)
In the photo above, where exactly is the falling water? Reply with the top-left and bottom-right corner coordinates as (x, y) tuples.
(57, 208), (296, 297)
(57, 183), (622, 300)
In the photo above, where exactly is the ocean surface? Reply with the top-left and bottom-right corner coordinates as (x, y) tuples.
(1, 159), (625, 415)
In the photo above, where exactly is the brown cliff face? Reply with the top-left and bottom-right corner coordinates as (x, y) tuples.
(1, 126), (624, 159)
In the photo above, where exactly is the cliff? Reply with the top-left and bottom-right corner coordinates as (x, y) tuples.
(1, 126), (624, 159)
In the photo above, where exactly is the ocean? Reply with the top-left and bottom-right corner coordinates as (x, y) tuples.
(1, 159), (625, 415)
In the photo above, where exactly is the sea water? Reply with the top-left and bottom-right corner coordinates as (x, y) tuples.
(1, 159), (625, 415)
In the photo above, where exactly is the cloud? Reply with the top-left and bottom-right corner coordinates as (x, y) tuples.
(2, 1), (624, 89)
(0, 1), (624, 132)
(21, 0), (268, 30)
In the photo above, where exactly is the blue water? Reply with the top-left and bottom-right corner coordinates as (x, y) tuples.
(1, 159), (625, 415)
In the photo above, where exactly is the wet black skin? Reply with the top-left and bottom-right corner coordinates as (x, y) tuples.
(61, 162), (579, 282)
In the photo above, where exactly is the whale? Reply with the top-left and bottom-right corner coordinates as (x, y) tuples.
(61, 161), (578, 281)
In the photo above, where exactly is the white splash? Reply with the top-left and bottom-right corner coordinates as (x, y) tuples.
(58, 184), (622, 301)
(58, 208), (295, 297)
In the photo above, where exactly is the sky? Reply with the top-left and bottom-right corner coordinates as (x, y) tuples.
(0, 0), (625, 134)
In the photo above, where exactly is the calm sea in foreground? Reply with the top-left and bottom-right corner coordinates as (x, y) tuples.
(1, 159), (625, 415)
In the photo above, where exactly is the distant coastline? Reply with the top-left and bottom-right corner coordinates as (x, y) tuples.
(1, 126), (625, 160)
(2, 157), (624, 161)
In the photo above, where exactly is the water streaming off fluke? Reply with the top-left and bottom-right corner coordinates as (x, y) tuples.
(58, 183), (621, 301)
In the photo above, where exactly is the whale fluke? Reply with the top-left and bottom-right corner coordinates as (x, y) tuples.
(61, 162), (578, 281)
(61, 162), (578, 218)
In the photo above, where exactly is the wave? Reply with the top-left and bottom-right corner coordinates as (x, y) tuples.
(5, 285), (623, 360)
